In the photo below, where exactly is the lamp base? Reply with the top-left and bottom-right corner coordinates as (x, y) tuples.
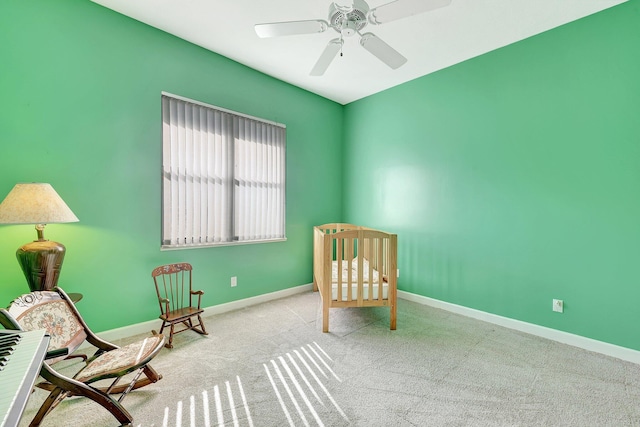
(16, 240), (66, 292)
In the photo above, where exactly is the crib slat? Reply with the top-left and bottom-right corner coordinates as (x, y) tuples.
(348, 236), (353, 303)
(323, 229), (332, 332)
(337, 237), (343, 302)
(364, 237), (371, 301)
(378, 237), (384, 301)
(357, 233), (364, 306)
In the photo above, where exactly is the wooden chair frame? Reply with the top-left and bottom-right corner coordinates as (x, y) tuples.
(152, 262), (208, 348)
(0, 287), (164, 426)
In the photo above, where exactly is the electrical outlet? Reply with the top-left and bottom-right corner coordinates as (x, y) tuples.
(553, 299), (563, 313)
(231, 276), (237, 287)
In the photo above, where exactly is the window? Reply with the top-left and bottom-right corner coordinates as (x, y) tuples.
(161, 93), (286, 249)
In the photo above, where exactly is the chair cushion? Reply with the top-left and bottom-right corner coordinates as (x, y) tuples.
(75, 335), (164, 383)
(18, 300), (85, 352)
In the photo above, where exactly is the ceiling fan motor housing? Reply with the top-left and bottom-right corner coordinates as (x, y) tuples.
(329, 0), (369, 37)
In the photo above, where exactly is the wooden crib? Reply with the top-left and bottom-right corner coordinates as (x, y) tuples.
(313, 223), (398, 332)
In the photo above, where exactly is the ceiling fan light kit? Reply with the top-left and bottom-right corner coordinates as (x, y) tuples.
(329, 0), (368, 36)
(254, 0), (452, 76)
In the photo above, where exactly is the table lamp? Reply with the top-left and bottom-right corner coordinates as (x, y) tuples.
(0, 183), (79, 291)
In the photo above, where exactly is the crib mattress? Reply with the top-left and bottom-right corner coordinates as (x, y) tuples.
(331, 260), (381, 283)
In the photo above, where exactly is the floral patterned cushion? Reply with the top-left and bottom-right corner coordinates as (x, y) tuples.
(17, 300), (86, 351)
(74, 335), (164, 383)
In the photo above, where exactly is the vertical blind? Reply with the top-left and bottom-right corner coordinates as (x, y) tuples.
(161, 93), (286, 248)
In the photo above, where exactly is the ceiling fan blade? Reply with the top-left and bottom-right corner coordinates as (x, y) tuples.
(368, 0), (451, 25)
(255, 20), (329, 38)
(332, 0), (354, 13)
(310, 38), (343, 76)
(360, 33), (407, 69)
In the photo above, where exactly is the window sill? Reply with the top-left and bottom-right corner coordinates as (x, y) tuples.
(161, 237), (287, 251)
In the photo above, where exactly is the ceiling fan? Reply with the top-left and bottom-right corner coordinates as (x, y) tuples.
(255, 0), (452, 76)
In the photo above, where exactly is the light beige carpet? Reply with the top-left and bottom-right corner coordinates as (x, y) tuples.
(18, 291), (640, 426)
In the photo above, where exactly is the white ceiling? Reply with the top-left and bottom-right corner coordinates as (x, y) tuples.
(91, 0), (626, 105)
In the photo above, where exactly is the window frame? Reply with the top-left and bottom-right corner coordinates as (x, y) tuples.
(161, 92), (286, 250)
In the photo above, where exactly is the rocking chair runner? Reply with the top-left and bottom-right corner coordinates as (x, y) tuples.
(0, 287), (164, 427)
(151, 263), (208, 348)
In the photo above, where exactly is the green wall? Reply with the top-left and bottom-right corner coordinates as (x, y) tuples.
(0, 0), (343, 331)
(2, 0), (639, 352)
(344, 1), (640, 349)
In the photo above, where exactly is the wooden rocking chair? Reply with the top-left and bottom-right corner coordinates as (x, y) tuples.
(151, 263), (208, 348)
(0, 287), (164, 427)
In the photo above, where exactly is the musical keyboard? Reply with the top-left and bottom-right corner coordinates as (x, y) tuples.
(0, 329), (49, 427)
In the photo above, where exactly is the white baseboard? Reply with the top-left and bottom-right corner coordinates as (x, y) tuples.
(97, 283), (314, 344)
(398, 290), (640, 364)
(96, 284), (640, 365)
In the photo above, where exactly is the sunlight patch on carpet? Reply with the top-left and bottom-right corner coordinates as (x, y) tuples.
(264, 342), (349, 425)
(154, 342), (346, 426)
(161, 376), (253, 427)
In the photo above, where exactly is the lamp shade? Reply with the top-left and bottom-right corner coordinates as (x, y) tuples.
(0, 183), (79, 225)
